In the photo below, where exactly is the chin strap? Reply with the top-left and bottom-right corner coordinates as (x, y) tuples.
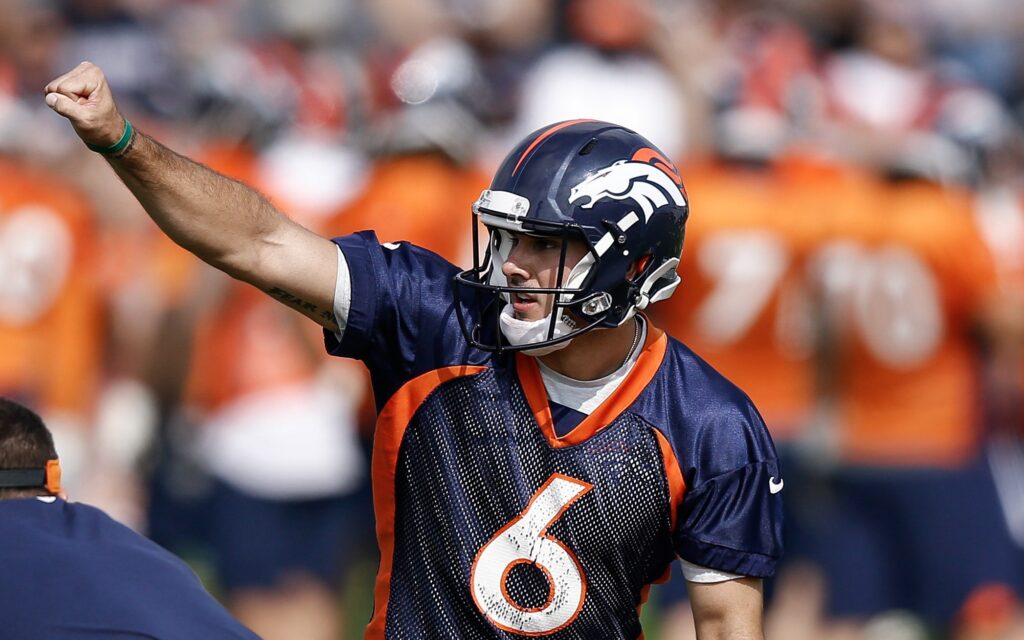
(498, 304), (576, 356)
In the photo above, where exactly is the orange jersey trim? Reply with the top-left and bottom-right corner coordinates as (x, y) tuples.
(365, 365), (488, 640)
(634, 430), (685, 630)
(516, 323), (668, 448)
(635, 563), (674, 640)
(512, 120), (596, 176)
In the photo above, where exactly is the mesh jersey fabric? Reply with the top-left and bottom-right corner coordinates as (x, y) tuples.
(384, 366), (674, 638)
(325, 232), (784, 639)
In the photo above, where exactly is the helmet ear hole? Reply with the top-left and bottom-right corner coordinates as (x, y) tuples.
(629, 254), (653, 280)
(639, 258), (682, 307)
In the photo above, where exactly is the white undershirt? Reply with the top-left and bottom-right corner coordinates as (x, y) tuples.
(332, 246), (741, 583)
(537, 317), (647, 414)
(333, 246), (353, 341)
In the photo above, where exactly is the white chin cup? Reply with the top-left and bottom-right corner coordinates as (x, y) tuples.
(498, 304), (575, 356)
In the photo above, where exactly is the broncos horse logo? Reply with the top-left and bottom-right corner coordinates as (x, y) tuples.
(568, 149), (686, 222)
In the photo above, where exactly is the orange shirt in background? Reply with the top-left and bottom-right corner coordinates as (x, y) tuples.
(0, 159), (102, 416)
(323, 154), (489, 267)
(185, 283), (321, 412)
(823, 179), (997, 466)
(181, 144), (326, 414)
(653, 158), (835, 440)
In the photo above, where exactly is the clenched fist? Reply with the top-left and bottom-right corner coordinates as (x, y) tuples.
(44, 62), (127, 150)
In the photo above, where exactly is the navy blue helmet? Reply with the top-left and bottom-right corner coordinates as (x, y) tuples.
(454, 120), (689, 353)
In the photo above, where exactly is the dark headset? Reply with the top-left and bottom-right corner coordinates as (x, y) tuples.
(0, 459), (62, 494)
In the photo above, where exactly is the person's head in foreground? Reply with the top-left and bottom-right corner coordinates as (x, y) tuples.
(0, 398), (63, 500)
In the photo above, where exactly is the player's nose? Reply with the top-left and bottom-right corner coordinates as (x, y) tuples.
(501, 245), (530, 282)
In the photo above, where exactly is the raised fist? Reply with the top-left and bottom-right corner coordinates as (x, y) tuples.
(44, 62), (126, 149)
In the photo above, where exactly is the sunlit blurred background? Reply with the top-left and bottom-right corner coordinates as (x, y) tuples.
(3, 0), (1024, 638)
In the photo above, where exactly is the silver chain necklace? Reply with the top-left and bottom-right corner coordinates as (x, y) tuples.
(618, 317), (642, 370)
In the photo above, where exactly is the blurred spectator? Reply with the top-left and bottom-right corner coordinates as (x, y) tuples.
(0, 153), (103, 495)
(138, 144), (371, 640)
(816, 4), (1005, 183)
(805, 167), (1023, 638)
(0, 0), (82, 157)
(908, 0), (1024, 102)
(163, 0), (370, 221)
(510, 0), (688, 159)
(328, 36), (492, 267)
(60, 0), (178, 118)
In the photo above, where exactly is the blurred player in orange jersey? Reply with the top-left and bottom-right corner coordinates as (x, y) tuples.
(822, 178), (993, 466)
(138, 141), (372, 640)
(649, 149), (874, 640)
(325, 149), (489, 268)
(0, 155), (102, 491)
(652, 155), (834, 443)
(806, 167), (1024, 639)
(178, 275), (370, 640)
(324, 37), (492, 268)
(150, 41), (492, 637)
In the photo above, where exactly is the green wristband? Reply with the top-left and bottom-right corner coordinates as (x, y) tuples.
(86, 119), (133, 155)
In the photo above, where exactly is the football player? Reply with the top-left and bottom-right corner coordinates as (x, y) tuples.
(45, 62), (783, 639)
(158, 143), (371, 640)
(805, 167), (1024, 633)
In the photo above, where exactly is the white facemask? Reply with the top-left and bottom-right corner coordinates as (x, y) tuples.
(498, 303), (575, 356)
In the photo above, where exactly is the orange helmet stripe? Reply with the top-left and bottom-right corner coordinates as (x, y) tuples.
(512, 119), (597, 176)
(631, 148), (683, 186)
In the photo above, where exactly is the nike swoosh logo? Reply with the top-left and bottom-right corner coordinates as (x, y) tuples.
(769, 477), (784, 494)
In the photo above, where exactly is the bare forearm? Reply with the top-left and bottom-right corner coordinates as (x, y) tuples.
(107, 130), (286, 279)
(45, 62), (341, 331)
(106, 132), (343, 330)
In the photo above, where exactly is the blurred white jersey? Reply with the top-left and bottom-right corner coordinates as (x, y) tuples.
(513, 46), (686, 160)
(197, 374), (364, 500)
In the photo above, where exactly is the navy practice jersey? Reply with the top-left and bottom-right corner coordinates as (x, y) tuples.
(0, 498), (260, 640)
(327, 232), (784, 639)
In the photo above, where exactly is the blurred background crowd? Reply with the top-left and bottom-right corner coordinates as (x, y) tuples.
(3, 0), (1024, 638)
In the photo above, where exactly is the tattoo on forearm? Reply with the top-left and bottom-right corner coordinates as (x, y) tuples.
(266, 286), (339, 331)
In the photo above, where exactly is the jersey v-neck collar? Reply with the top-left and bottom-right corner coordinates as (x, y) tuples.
(537, 317), (648, 416)
(515, 320), (668, 448)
